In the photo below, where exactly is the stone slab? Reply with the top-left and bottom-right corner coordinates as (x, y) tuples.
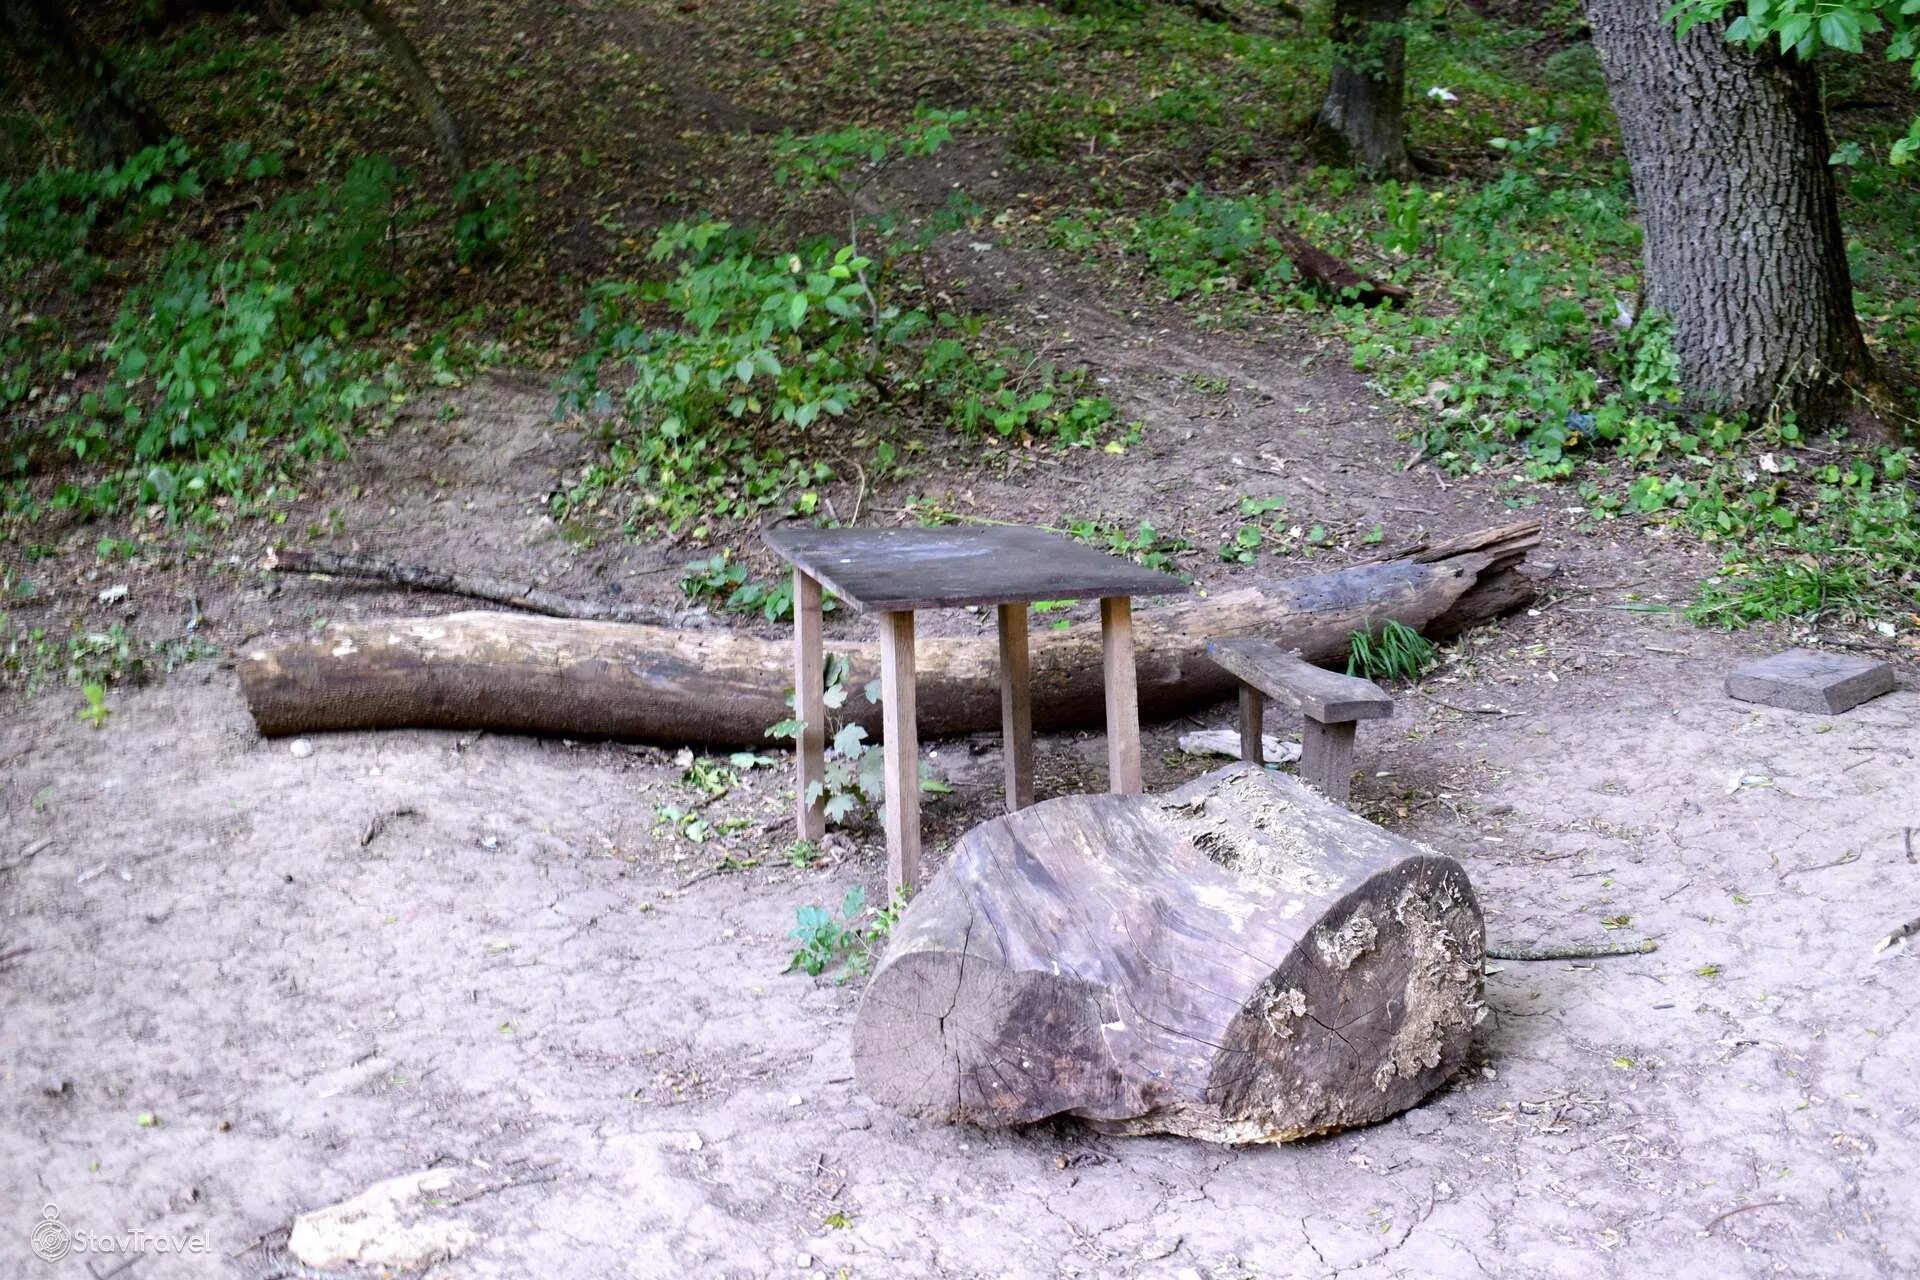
(1724, 648), (1895, 715)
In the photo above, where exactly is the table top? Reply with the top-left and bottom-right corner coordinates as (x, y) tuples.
(763, 525), (1189, 613)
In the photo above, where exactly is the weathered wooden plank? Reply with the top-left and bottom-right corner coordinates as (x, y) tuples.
(997, 603), (1034, 811)
(764, 525), (1186, 614)
(879, 610), (921, 897)
(853, 764), (1486, 1142)
(1237, 684), (1265, 764)
(1101, 597), (1142, 795)
(793, 570), (827, 841)
(1300, 719), (1358, 805)
(1207, 638), (1393, 723)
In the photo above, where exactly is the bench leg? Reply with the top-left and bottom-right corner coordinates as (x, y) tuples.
(997, 603), (1034, 811)
(879, 610), (921, 899)
(792, 569), (827, 842)
(1101, 596), (1142, 795)
(1237, 684), (1264, 764)
(1299, 720), (1356, 806)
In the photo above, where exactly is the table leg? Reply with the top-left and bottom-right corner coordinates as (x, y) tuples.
(879, 610), (921, 898)
(792, 569), (826, 842)
(1238, 684), (1265, 764)
(997, 603), (1034, 811)
(1100, 596), (1142, 795)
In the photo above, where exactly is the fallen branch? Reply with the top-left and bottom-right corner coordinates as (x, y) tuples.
(241, 521), (1544, 748)
(1274, 225), (1409, 309)
(265, 547), (701, 627)
(1486, 939), (1657, 961)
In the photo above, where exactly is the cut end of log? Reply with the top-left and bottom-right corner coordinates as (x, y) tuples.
(1197, 851), (1481, 1142)
(853, 766), (1485, 1143)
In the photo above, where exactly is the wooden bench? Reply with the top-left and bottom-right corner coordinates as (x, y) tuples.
(1205, 637), (1394, 805)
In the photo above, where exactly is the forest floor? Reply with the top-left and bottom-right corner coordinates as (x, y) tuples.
(6, 208), (1920, 1278)
(6, 1), (1920, 1278)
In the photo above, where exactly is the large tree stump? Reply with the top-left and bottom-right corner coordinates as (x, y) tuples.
(853, 764), (1484, 1142)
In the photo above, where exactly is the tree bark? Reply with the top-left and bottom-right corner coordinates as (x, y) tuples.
(1584, 0), (1868, 421)
(238, 522), (1544, 745)
(0, 0), (168, 167)
(853, 764), (1485, 1140)
(1313, 0), (1411, 178)
(340, 0), (469, 186)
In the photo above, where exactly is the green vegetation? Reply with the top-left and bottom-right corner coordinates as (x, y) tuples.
(767, 653), (950, 828)
(556, 210), (1118, 536)
(1347, 618), (1437, 682)
(786, 885), (899, 980)
(2, 0), (1916, 711)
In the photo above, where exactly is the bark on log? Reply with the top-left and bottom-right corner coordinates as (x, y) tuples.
(854, 764), (1485, 1140)
(1276, 224), (1409, 308)
(239, 521), (1544, 746)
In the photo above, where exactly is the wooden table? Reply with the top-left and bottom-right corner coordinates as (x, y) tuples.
(764, 525), (1188, 897)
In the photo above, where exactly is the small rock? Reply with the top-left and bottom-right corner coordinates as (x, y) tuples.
(787, 1094), (804, 1108)
(1404, 1107), (1448, 1137)
(97, 584), (130, 605)
(794, 1251), (813, 1267)
(1140, 1237), (1181, 1260)
(287, 1169), (475, 1272)
(289, 739), (315, 759)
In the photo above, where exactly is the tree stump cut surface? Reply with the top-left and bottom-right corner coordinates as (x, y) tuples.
(853, 764), (1484, 1143)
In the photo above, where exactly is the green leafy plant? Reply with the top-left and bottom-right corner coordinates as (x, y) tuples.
(451, 161), (528, 264)
(560, 215), (1119, 532)
(1065, 518), (1192, 570)
(786, 885), (900, 980)
(76, 682), (111, 729)
(767, 652), (947, 827)
(1347, 619), (1437, 682)
(679, 551), (838, 623)
(31, 154), (405, 520)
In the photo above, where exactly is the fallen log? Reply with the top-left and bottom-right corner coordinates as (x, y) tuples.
(1276, 225), (1410, 309)
(853, 763), (1485, 1141)
(239, 521), (1544, 747)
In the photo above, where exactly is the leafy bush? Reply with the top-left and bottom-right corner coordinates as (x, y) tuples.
(47, 156), (404, 517)
(559, 218), (1118, 532)
(452, 160), (528, 264)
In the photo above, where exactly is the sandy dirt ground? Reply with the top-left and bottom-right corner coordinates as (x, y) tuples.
(5, 213), (1919, 1278)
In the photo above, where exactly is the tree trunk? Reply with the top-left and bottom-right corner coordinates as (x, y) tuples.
(1313, 0), (1411, 177)
(1584, 0), (1868, 421)
(0, 0), (168, 167)
(238, 522), (1544, 745)
(853, 764), (1485, 1141)
(340, 0), (468, 186)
